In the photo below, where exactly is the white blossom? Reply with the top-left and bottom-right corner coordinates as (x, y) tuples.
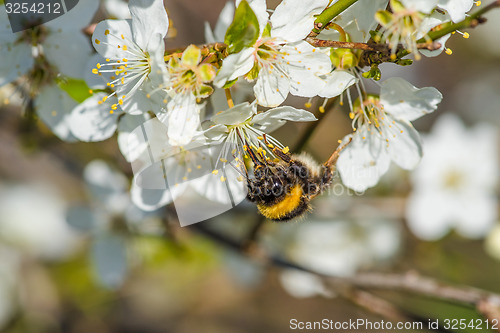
(406, 114), (498, 240)
(214, 0), (332, 107)
(337, 77), (442, 192)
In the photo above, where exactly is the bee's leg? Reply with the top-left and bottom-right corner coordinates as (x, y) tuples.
(317, 138), (352, 193)
(325, 138), (352, 168)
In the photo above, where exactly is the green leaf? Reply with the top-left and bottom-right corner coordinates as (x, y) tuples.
(224, 0), (260, 54)
(57, 77), (93, 103)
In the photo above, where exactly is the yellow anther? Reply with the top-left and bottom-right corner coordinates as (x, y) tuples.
(104, 29), (110, 35)
(98, 101), (103, 105)
(257, 147), (263, 154)
(362, 136), (366, 140)
(282, 146), (290, 154)
(319, 106), (325, 113)
(390, 53), (397, 60)
(187, 168), (192, 173)
(337, 140), (342, 144)
(89, 89), (93, 94)
(305, 102), (312, 108)
(237, 176), (244, 182)
(122, 45), (128, 51)
(197, 165), (202, 169)
(122, 58), (128, 62)
(445, 48), (453, 55)
(463, 32), (470, 39)
(111, 104), (117, 110)
(349, 112), (354, 119)
(102, 96), (108, 102)
(118, 99), (123, 105)
(92, 68), (99, 74)
(182, 176), (188, 181)
(212, 170), (219, 175)
(121, 34), (125, 39)
(476, 1), (481, 6)
(107, 82), (111, 86)
(110, 84), (115, 88)
(220, 176), (227, 182)
(95, 39), (101, 44)
(257, 136), (264, 140)
(109, 110), (114, 114)
(96, 63), (101, 69)
(220, 158), (228, 163)
(106, 58), (110, 62)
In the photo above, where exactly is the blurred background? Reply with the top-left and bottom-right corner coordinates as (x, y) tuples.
(1, 0), (500, 332)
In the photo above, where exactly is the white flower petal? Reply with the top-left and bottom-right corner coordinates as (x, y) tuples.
(211, 102), (255, 125)
(35, 84), (78, 142)
(214, 48), (255, 87)
(271, 0), (329, 41)
(104, 0), (132, 19)
(166, 94), (201, 146)
(406, 190), (455, 241)
(131, 180), (177, 211)
(400, 0), (438, 14)
(337, 130), (391, 192)
(385, 119), (423, 170)
(0, 42), (33, 86)
(455, 193), (497, 239)
(43, 31), (92, 78)
(381, 77), (442, 121)
(318, 70), (357, 98)
(252, 106), (316, 132)
(438, 0), (473, 23)
(254, 66), (289, 107)
(214, 1), (235, 42)
(92, 19), (134, 60)
(117, 113), (152, 162)
(129, 0), (169, 51)
(69, 93), (121, 142)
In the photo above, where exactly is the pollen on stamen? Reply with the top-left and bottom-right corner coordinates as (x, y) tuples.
(220, 158), (228, 163)
(212, 170), (219, 175)
(92, 68), (99, 74)
(95, 39), (101, 44)
(104, 29), (110, 35)
(123, 45), (128, 51)
(257, 136), (264, 140)
(337, 140), (342, 144)
(197, 165), (202, 169)
(476, 1), (481, 5)
(282, 146), (290, 154)
(220, 176), (227, 182)
(121, 34), (125, 39)
(445, 48), (453, 55)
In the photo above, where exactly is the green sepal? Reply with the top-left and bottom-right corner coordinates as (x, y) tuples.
(375, 10), (393, 27)
(245, 62), (260, 81)
(199, 64), (217, 82)
(390, 0), (405, 13)
(224, 0), (260, 54)
(222, 78), (238, 89)
(395, 58), (413, 66)
(57, 77), (92, 103)
(198, 84), (214, 98)
(262, 23), (272, 38)
(330, 48), (358, 70)
(182, 45), (202, 67)
(362, 65), (381, 81)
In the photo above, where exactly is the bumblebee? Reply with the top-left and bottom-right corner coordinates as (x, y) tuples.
(245, 140), (350, 221)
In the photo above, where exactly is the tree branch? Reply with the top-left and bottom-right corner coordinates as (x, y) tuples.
(191, 223), (500, 329)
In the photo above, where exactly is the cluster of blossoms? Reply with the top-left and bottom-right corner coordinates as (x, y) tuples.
(0, 0), (482, 223)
